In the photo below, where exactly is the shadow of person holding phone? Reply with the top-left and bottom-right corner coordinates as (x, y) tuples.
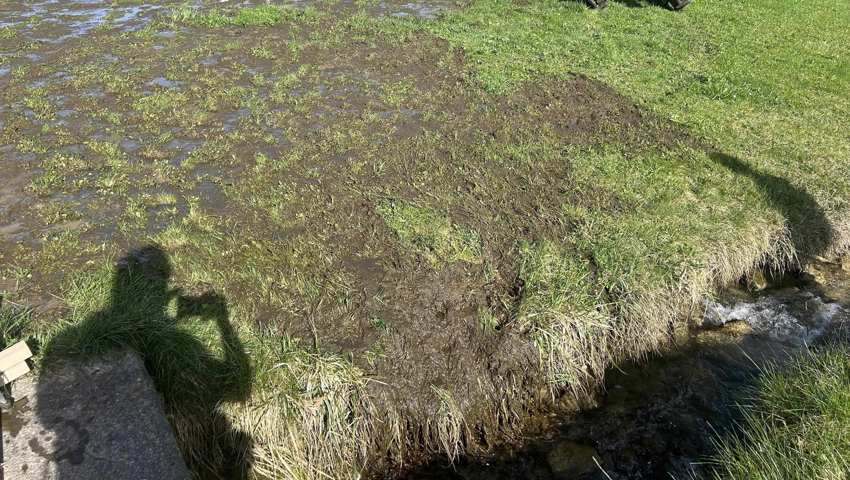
(38, 245), (253, 479)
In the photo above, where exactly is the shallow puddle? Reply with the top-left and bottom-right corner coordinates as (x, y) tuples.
(0, 1), (163, 45)
(0, 0), (458, 47)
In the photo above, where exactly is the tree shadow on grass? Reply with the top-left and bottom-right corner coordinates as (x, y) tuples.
(710, 152), (835, 260)
(39, 245), (253, 479)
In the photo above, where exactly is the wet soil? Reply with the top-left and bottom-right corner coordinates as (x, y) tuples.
(0, 1), (797, 478)
(405, 258), (850, 479)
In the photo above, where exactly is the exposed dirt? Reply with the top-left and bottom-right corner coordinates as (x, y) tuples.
(1, 1), (701, 476)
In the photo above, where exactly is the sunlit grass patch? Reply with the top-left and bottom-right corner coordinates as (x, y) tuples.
(23, 93), (55, 121)
(167, 4), (319, 28)
(420, 0), (850, 237)
(710, 344), (850, 479)
(28, 153), (87, 196)
(378, 200), (482, 266)
(86, 140), (127, 167)
(133, 89), (188, 121)
(0, 25), (16, 39)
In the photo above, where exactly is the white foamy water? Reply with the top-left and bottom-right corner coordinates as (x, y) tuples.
(703, 292), (846, 343)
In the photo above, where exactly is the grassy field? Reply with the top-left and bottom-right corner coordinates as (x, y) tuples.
(0, 0), (848, 478)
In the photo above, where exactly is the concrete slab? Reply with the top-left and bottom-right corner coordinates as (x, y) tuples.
(1, 350), (189, 480)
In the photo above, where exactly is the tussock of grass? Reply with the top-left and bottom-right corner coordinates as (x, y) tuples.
(227, 336), (375, 480)
(516, 241), (611, 398)
(710, 344), (850, 479)
(378, 200), (482, 266)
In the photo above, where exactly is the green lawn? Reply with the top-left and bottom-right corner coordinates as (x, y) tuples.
(421, 0), (850, 209)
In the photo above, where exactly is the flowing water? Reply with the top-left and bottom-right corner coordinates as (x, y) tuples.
(407, 257), (850, 480)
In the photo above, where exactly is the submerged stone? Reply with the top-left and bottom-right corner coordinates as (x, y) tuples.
(545, 440), (599, 478)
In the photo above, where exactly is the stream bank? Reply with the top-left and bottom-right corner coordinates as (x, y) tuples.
(406, 257), (850, 480)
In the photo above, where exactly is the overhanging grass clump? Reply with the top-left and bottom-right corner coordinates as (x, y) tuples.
(710, 344), (850, 479)
(516, 241), (610, 398)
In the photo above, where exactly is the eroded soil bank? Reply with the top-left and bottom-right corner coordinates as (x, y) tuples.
(2, 1), (849, 479)
(406, 257), (850, 479)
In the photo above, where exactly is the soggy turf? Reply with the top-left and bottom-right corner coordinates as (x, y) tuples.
(1, 0), (848, 478)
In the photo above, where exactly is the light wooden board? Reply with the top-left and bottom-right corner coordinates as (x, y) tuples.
(0, 340), (33, 384)
(2, 360), (30, 384)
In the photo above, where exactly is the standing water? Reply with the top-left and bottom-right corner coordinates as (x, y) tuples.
(407, 257), (850, 480)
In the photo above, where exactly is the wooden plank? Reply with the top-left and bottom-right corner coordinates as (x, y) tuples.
(1, 360), (30, 384)
(0, 341), (33, 372)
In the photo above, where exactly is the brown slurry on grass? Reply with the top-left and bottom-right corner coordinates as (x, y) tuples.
(3, 4), (847, 479)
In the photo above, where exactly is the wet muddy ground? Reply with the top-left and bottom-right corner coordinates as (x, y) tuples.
(3, 1), (845, 478)
(1, 0), (678, 405)
(406, 258), (850, 479)
(0, 1), (695, 475)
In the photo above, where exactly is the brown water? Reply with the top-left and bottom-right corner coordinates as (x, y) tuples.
(406, 258), (850, 480)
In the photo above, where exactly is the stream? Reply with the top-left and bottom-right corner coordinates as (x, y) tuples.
(407, 257), (850, 480)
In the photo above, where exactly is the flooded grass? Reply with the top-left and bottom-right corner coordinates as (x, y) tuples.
(0, 0), (848, 478)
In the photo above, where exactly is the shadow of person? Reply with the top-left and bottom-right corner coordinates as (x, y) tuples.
(710, 152), (835, 260)
(36, 245), (253, 479)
